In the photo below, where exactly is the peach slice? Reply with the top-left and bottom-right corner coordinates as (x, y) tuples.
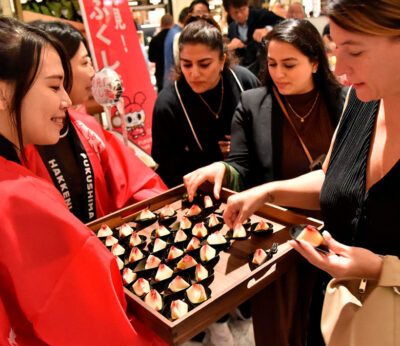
(186, 284), (207, 304)
(297, 225), (323, 247)
(129, 232), (142, 247)
(171, 299), (189, 320)
(132, 278), (150, 297)
(128, 247), (144, 263)
(207, 231), (227, 245)
(185, 237), (200, 252)
(155, 264), (174, 282)
(137, 207), (156, 220)
(208, 214), (220, 228)
(254, 220), (269, 232)
(180, 217), (192, 229)
(185, 204), (202, 217)
(176, 254), (197, 270)
(153, 238), (167, 252)
(122, 268), (137, 285)
(233, 225), (247, 238)
(145, 255), (161, 269)
(204, 195), (213, 208)
(105, 235), (118, 247)
(200, 245), (216, 262)
(174, 230), (188, 243)
(119, 223), (134, 238)
(192, 222), (208, 238)
(144, 289), (163, 311)
(252, 249), (267, 265)
(160, 204), (175, 218)
(111, 243), (125, 257)
(97, 224), (113, 237)
(195, 264), (209, 282)
(155, 225), (171, 237)
(168, 276), (190, 292)
(167, 246), (184, 260)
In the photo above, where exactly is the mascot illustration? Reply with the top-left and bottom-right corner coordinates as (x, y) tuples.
(112, 92), (147, 139)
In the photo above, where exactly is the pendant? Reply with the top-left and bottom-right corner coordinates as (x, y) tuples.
(301, 118), (304, 123)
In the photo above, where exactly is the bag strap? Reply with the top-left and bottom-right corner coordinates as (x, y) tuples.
(175, 81), (204, 151)
(272, 86), (313, 165)
(229, 68), (244, 93)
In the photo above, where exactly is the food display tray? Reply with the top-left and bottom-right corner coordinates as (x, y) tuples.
(86, 183), (322, 345)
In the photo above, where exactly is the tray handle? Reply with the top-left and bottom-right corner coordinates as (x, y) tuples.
(246, 264), (277, 289)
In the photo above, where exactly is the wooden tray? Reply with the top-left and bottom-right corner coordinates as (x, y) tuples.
(87, 183), (322, 345)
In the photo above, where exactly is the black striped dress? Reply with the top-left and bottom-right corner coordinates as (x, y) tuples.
(320, 88), (400, 257)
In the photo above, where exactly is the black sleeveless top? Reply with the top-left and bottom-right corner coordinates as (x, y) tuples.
(320, 88), (400, 257)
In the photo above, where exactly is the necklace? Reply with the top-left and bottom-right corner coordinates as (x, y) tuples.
(59, 123), (70, 139)
(197, 75), (224, 119)
(285, 91), (320, 123)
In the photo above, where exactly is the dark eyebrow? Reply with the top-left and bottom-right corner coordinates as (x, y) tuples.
(45, 75), (63, 80)
(180, 58), (213, 63)
(267, 57), (298, 62)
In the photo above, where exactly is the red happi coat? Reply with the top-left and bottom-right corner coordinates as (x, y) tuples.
(24, 109), (167, 218)
(0, 156), (165, 345)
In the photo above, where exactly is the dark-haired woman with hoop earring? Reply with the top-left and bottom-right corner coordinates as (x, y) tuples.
(0, 17), (164, 345)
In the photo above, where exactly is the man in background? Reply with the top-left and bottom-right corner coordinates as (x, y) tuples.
(163, 7), (190, 88)
(286, 2), (306, 19)
(149, 14), (173, 93)
(223, 0), (283, 77)
(189, 0), (210, 16)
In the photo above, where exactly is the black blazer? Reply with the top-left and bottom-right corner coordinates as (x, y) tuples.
(226, 85), (348, 189)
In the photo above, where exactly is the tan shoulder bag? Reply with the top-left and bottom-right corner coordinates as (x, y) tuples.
(321, 255), (400, 346)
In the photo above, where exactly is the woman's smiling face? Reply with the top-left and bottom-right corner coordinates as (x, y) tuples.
(20, 46), (71, 146)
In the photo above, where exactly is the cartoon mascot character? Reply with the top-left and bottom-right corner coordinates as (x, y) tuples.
(111, 92), (147, 139)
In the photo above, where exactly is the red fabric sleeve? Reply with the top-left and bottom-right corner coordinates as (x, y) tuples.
(99, 127), (167, 209)
(0, 162), (161, 345)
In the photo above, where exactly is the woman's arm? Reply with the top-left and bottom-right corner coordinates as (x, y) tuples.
(1, 179), (162, 345)
(224, 169), (325, 228)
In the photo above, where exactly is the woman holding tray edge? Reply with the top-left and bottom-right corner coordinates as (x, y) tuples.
(224, 0), (400, 344)
(0, 17), (163, 345)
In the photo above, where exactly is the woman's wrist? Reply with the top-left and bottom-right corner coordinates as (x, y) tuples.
(261, 182), (276, 204)
(370, 254), (384, 281)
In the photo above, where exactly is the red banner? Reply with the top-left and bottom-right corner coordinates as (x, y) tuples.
(78, 0), (155, 153)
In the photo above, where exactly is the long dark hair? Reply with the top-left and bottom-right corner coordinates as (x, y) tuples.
(262, 19), (341, 114)
(0, 17), (71, 157)
(175, 14), (232, 81)
(30, 20), (88, 60)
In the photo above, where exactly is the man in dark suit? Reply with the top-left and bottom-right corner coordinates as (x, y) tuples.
(148, 14), (173, 93)
(223, 0), (283, 77)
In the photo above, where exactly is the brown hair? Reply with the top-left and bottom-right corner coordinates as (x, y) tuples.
(327, 0), (400, 37)
(175, 15), (233, 81)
